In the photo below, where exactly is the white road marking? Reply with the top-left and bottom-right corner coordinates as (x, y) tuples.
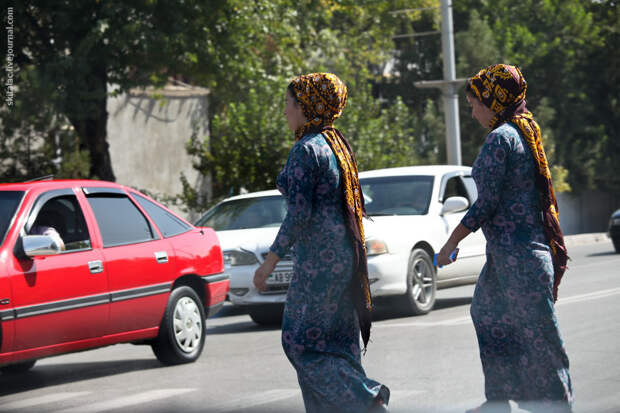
(374, 316), (472, 328)
(556, 286), (620, 306)
(0, 392), (90, 410)
(374, 287), (620, 329)
(206, 389), (299, 412)
(50, 388), (195, 413)
(205, 389), (426, 412)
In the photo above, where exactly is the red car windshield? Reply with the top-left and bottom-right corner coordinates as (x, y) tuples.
(0, 191), (25, 246)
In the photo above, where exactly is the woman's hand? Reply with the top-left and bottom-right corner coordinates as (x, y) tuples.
(436, 223), (471, 267)
(437, 241), (458, 267)
(253, 251), (280, 292)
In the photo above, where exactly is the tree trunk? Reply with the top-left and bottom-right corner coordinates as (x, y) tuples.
(68, 71), (116, 182)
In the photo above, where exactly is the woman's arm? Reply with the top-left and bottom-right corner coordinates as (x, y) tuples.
(437, 130), (509, 266)
(461, 130), (510, 233)
(436, 223), (470, 266)
(254, 141), (318, 291)
(269, 142), (318, 257)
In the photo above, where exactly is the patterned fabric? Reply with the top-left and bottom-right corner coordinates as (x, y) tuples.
(289, 72), (372, 348)
(270, 133), (387, 413)
(467, 64), (567, 301)
(462, 123), (573, 407)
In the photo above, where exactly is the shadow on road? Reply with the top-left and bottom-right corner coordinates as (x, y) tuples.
(0, 358), (162, 396)
(587, 250), (617, 257)
(207, 320), (281, 335)
(371, 296), (473, 321)
(207, 294), (474, 332)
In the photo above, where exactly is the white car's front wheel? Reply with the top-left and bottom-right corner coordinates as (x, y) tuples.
(248, 304), (284, 326)
(399, 248), (436, 315)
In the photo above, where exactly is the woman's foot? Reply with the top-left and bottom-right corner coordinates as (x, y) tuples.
(465, 400), (510, 413)
(368, 397), (389, 413)
(368, 385), (390, 413)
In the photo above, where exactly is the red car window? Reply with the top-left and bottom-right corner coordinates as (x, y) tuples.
(86, 194), (156, 247)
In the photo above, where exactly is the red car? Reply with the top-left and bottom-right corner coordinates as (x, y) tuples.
(0, 179), (229, 373)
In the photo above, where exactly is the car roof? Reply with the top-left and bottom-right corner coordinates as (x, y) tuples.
(358, 164), (471, 179)
(220, 189), (282, 202)
(0, 179), (127, 192)
(217, 165), (472, 203)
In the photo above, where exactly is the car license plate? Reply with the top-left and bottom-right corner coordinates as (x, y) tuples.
(614, 218), (620, 225)
(266, 271), (293, 285)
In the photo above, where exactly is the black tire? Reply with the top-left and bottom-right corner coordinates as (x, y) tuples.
(613, 238), (620, 253)
(248, 304), (284, 326)
(151, 286), (206, 365)
(0, 359), (36, 374)
(399, 248), (437, 315)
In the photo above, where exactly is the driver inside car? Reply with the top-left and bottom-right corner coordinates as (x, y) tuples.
(29, 210), (66, 251)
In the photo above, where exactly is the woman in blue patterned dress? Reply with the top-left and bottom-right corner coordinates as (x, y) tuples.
(437, 64), (573, 413)
(253, 73), (389, 413)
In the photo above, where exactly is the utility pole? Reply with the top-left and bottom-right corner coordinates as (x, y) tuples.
(414, 0), (465, 165)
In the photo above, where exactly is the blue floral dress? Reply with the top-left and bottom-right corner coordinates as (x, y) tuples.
(270, 133), (386, 413)
(462, 123), (574, 408)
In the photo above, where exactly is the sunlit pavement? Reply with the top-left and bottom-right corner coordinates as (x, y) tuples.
(1, 240), (618, 413)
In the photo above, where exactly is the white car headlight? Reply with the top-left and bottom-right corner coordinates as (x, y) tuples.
(223, 249), (258, 266)
(613, 217), (620, 226)
(366, 239), (388, 256)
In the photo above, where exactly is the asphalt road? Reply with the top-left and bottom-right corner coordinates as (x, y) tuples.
(1, 240), (618, 413)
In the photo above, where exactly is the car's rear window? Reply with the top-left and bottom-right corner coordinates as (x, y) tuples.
(132, 193), (191, 238)
(360, 175), (434, 216)
(196, 196), (287, 231)
(0, 191), (25, 246)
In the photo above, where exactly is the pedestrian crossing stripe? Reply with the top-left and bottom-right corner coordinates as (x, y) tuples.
(0, 392), (91, 410)
(49, 388), (196, 413)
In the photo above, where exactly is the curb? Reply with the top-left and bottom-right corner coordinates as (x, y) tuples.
(563, 232), (610, 248)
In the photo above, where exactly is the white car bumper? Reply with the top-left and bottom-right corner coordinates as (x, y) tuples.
(226, 252), (407, 305)
(367, 251), (408, 296)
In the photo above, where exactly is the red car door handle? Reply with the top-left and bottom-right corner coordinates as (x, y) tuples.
(88, 260), (103, 274)
(154, 251), (168, 264)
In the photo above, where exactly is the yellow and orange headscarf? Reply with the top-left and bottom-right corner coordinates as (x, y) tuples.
(289, 73), (372, 348)
(467, 64), (568, 301)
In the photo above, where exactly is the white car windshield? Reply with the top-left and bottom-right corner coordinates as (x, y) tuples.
(196, 196), (287, 231)
(360, 175), (433, 216)
(0, 191), (24, 246)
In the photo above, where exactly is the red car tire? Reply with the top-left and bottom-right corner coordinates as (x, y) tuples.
(151, 286), (206, 365)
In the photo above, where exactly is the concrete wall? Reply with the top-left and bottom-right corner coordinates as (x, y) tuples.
(558, 190), (620, 235)
(106, 84), (210, 221)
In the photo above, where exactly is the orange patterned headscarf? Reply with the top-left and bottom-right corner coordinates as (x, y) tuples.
(467, 64), (568, 301)
(289, 73), (372, 348)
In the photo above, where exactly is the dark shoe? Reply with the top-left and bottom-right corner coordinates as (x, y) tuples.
(368, 398), (389, 413)
(465, 400), (510, 413)
(368, 385), (390, 413)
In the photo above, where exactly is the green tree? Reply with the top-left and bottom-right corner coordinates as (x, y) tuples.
(3, 1), (219, 181)
(181, 0), (442, 212)
(452, 0), (612, 194)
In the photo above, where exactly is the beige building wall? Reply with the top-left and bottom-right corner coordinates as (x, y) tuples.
(106, 83), (210, 221)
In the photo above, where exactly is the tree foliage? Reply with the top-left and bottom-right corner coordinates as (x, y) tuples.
(452, 0), (616, 194)
(3, 0), (617, 209)
(1, 0), (220, 181)
(181, 0), (441, 212)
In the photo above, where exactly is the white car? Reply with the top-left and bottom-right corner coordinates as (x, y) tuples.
(196, 165), (486, 324)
